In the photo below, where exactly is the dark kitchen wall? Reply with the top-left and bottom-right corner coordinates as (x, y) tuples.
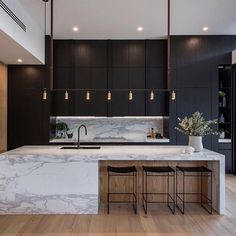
(52, 39), (168, 117)
(7, 36), (51, 150)
(169, 36), (236, 152)
(7, 38), (167, 149)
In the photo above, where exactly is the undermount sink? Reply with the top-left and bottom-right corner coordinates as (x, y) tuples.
(61, 146), (101, 150)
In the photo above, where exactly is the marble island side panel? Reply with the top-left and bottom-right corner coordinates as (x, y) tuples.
(0, 154), (99, 214)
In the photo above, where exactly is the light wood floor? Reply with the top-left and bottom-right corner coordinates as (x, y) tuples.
(0, 175), (236, 236)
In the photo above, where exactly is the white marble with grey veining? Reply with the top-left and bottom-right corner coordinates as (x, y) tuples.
(51, 116), (168, 142)
(0, 152), (98, 214)
(0, 145), (225, 214)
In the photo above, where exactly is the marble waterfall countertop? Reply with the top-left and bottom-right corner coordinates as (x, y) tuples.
(0, 145), (225, 215)
(2, 145), (224, 161)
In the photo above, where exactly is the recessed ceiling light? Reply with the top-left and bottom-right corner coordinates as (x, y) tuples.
(73, 26), (79, 32)
(203, 26), (208, 31)
(137, 26), (143, 32)
(17, 58), (23, 63)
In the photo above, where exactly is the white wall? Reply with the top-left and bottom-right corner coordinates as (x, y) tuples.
(0, 0), (45, 64)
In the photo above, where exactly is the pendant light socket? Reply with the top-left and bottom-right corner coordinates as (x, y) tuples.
(171, 90), (176, 101)
(86, 90), (90, 100)
(43, 88), (47, 100)
(129, 91), (133, 101)
(150, 90), (154, 100)
(107, 91), (112, 101)
(65, 90), (69, 100)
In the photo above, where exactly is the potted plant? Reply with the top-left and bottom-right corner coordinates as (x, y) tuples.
(175, 112), (218, 152)
(56, 121), (69, 139)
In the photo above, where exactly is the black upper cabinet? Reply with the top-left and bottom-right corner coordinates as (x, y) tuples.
(146, 40), (167, 67)
(129, 68), (145, 89)
(108, 40), (146, 116)
(91, 41), (107, 67)
(74, 40), (107, 67)
(52, 91), (74, 116)
(74, 41), (91, 67)
(145, 40), (168, 116)
(74, 91), (107, 116)
(54, 40), (73, 67)
(54, 67), (73, 89)
(73, 41), (108, 116)
(52, 39), (168, 117)
(129, 41), (146, 67)
(109, 68), (129, 89)
(108, 91), (129, 117)
(109, 41), (129, 67)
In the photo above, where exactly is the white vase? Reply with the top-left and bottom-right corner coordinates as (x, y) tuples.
(188, 136), (203, 152)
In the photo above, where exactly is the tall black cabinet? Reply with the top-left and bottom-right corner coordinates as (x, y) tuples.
(51, 39), (167, 117)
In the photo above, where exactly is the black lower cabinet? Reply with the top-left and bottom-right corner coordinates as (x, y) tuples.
(218, 143), (233, 173)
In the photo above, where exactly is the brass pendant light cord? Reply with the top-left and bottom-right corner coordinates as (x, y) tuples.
(167, 0), (170, 89)
(50, 0), (54, 90)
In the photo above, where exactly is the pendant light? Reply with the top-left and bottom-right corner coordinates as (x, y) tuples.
(42, 0), (49, 101)
(86, 90), (90, 100)
(107, 91), (112, 100)
(171, 90), (176, 101)
(64, 90), (69, 100)
(129, 91), (133, 101)
(42, 88), (47, 100)
(150, 90), (154, 100)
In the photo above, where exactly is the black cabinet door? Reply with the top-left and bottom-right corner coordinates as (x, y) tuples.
(109, 41), (129, 67)
(129, 41), (146, 67)
(108, 68), (129, 116)
(68, 41), (108, 116)
(91, 41), (107, 67)
(74, 40), (107, 67)
(54, 67), (73, 89)
(108, 40), (146, 116)
(108, 91), (129, 117)
(8, 65), (50, 149)
(54, 40), (73, 67)
(51, 91), (74, 116)
(74, 67), (107, 116)
(146, 92), (169, 116)
(74, 41), (91, 67)
(145, 40), (168, 116)
(128, 91), (146, 116)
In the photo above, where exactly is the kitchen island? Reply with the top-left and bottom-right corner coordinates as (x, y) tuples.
(0, 145), (225, 214)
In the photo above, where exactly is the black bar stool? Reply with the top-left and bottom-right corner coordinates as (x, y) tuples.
(107, 165), (137, 214)
(176, 166), (212, 214)
(142, 166), (175, 214)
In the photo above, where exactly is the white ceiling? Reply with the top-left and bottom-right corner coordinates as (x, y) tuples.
(19, 0), (236, 39)
(0, 30), (42, 65)
(1, 0), (236, 65)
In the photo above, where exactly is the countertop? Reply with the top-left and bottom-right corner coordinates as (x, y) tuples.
(0, 145), (225, 215)
(0, 145), (224, 161)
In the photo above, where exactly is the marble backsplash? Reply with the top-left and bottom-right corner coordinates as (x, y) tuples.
(50, 117), (169, 142)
